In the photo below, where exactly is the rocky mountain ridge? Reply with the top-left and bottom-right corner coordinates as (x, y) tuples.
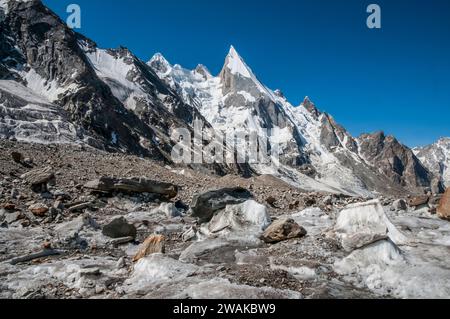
(0, 0), (447, 197)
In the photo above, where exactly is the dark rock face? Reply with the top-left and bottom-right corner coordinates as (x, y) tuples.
(358, 132), (433, 192)
(320, 114), (358, 153)
(302, 97), (320, 120)
(0, 0), (164, 158)
(190, 187), (253, 223)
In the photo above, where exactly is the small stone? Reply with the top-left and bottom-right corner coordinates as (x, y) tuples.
(11, 189), (19, 199)
(216, 266), (226, 272)
(392, 199), (407, 211)
(322, 195), (333, 206)
(23, 158), (33, 166)
(95, 285), (105, 294)
(109, 236), (134, 246)
(53, 200), (64, 211)
(28, 203), (49, 217)
(266, 196), (277, 207)
(408, 195), (429, 207)
(42, 241), (52, 249)
(3, 203), (16, 211)
(182, 226), (197, 242)
(116, 257), (126, 269)
(80, 268), (101, 277)
(132, 234), (165, 262)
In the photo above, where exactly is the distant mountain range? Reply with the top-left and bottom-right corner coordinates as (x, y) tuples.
(0, 0), (448, 196)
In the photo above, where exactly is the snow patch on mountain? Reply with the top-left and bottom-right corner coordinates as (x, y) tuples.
(83, 47), (147, 111)
(0, 80), (86, 144)
(22, 69), (79, 103)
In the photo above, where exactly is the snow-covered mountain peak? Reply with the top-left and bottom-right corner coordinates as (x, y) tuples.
(223, 45), (254, 79)
(148, 53), (172, 75)
(194, 64), (212, 80)
(300, 96), (321, 119)
(414, 137), (450, 187)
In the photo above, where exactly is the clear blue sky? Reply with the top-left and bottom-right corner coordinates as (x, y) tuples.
(43, 0), (450, 147)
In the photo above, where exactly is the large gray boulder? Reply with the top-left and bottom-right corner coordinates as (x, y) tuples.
(190, 187), (253, 222)
(102, 217), (137, 239)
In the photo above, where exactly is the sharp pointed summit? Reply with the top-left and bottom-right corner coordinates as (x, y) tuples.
(148, 53), (172, 75)
(222, 45), (253, 78)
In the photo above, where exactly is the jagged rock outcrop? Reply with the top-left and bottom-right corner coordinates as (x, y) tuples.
(357, 132), (434, 192)
(414, 138), (450, 189)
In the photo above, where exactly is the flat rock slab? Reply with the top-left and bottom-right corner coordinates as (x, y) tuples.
(84, 177), (178, 198)
(21, 166), (55, 186)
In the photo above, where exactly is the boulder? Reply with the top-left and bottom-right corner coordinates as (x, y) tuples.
(102, 217), (137, 239)
(190, 187), (253, 222)
(84, 177), (177, 198)
(437, 189), (450, 220)
(132, 235), (165, 262)
(261, 218), (307, 243)
(392, 199), (407, 211)
(28, 203), (49, 217)
(21, 166), (55, 190)
(3, 203), (16, 211)
(408, 195), (429, 207)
